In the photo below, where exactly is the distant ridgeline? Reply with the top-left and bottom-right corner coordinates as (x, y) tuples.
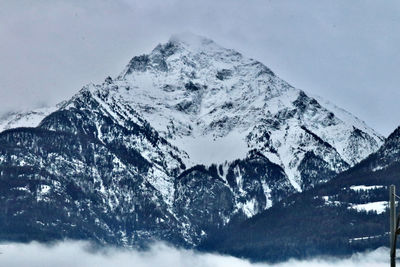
(201, 127), (400, 262)
(0, 33), (391, 262)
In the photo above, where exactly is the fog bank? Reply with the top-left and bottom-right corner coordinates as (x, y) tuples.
(0, 241), (389, 267)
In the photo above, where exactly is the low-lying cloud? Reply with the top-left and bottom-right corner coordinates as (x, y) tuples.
(0, 241), (389, 267)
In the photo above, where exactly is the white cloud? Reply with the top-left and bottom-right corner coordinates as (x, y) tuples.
(0, 241), (389, 267)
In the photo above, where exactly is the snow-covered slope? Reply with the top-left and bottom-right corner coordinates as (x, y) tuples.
(203, 125), (400, 262)
(0, 107), (57, 133)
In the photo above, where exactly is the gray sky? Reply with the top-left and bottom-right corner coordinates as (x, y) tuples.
(0, 0), (399, 136)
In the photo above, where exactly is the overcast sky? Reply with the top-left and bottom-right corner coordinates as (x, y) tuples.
(0, 0), (399, 136)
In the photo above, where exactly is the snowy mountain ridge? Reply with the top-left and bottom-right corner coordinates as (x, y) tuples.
(79, 33), (383, 191)
(0, 107), (57, 133)
(0, 33), (384, 192)
(0, 33), (386, 248)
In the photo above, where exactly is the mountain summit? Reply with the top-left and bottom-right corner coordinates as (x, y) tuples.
(0, 34), (384, 248)
(87, 33), (383, 190)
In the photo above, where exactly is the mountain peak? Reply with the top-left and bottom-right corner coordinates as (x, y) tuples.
(99, 34), (385, 191)
(119, 32), (247, 79)
(168, 32), (217, 51)
(145, 33), (223, 61)
(3, 33), (385, 193)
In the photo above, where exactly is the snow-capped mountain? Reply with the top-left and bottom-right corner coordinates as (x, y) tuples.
(0, 33), (385, 248)
(76, 33), (383, 191)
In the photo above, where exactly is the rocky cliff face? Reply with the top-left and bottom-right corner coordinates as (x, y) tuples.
(0, 33), (384, 248)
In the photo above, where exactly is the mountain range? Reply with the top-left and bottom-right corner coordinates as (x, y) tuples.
(0, 33), (394, 261)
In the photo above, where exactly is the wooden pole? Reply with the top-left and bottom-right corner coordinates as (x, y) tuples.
(391, 185), (396, 267)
